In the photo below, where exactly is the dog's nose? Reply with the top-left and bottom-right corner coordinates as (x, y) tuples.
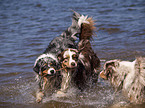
(50, 70), (54, 74)
(48, 68), (56, 75)
(71, 62), (76, 66)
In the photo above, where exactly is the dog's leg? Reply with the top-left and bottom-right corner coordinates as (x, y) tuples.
(36, 90), (44, 103)
(56, 71), (72, 97)
(36, 77), (47, 103)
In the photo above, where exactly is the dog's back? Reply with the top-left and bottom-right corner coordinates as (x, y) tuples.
(43, 11), (81, 55)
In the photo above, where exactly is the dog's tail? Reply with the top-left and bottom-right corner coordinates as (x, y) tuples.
(60, 11), (96, 41)
(79, 16), (96, 40)
(60, 11), (82, 40)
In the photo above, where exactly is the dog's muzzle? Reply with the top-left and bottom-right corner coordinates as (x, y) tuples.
(47, 68), (56, 75)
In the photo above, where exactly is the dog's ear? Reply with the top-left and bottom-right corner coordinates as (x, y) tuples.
(33, 63), (40, 74)
(100, 60), (119, 80)
(104, 60), (119, 69)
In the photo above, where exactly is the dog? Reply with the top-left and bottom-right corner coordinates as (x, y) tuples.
(76, 17), (100, 89)
(100, 57), (145, 104)
(57, 48), (79, 95)
(33, 11), (85, 102)
(34, 56), (62, 103)
(57, 15), (100, 93)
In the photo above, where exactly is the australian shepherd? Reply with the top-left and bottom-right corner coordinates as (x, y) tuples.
(100, 57), (145, 104)
(33, 11), (85, 102)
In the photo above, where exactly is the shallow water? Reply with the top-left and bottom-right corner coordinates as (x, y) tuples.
(0, 0), (145, 108)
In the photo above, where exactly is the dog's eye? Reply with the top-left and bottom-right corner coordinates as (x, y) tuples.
(41, 65), (48, 71)
(73, 55), (78, 60)
(50, 61), (57, 66)
(49, 62), (53, 65)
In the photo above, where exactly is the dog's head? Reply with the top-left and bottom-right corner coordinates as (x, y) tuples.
(100, 60), (123, 90)
(100, 60), (119, 80)
(58, 48), (79, 69)
(33, 54), (60, 76)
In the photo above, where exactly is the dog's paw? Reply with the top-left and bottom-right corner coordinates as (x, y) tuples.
(56, 91), (67, 97)
(36, 92), (44, 103)
(36, 98), (42, 103)
(110, 101), (129, 108)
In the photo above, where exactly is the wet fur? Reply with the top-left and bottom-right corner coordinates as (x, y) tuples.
(57, 49), (78, 92)
(36, 73), (62, 102)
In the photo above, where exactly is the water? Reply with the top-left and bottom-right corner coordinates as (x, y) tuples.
(0, 0), (145, 107)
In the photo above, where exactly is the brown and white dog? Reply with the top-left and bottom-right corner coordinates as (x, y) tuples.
(57, 16), (100, 93)
(76, 17), (100, 88)
(57, 48), (79, 95)
(100, 57), (145, 104)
